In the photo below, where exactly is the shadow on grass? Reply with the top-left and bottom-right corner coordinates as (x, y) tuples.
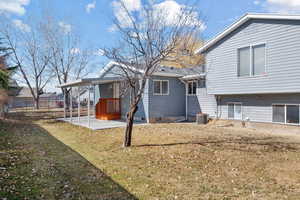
(0, 119), (138, 200)
(133, 136), (300, 152)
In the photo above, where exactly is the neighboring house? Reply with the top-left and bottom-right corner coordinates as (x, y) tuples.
(9, 87), (35, 108)
(196, 13), (300, 125)
(9, 87), (62, 108)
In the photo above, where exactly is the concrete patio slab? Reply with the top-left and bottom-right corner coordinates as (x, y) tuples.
(58, 116), (146, 130)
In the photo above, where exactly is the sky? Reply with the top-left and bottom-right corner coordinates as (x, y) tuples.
(0, 0), (299, 91)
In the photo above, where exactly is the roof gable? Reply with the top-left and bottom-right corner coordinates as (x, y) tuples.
(196, 13), (300, 54)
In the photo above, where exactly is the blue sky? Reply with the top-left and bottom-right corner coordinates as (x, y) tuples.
(4, 0), (299, 48)
(0, 0), (299, 91)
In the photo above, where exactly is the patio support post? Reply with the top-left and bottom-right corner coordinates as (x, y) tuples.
(70, 87), (73, 122)
(88, 85), (91, 128)
(78, 86), (80, 122)
(93, 85), (96, 117)
(63, 88), (66, 119)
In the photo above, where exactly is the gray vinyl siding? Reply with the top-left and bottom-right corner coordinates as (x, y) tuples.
(148, 76), (186, 118)
(218, 93), (300, 123)
(187, 84), (217, 118)
(205, 19), (300, 95)
(99, 83), (113, 98)
(120, 79), (149, 121)
(94, 85), (100, 102)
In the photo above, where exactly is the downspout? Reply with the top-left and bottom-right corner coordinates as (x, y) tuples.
(179, 79), (188, 121)
(185, 83), (188, 121)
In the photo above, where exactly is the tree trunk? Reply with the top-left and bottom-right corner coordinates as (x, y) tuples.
(35, 97), (39, 110)
(64, 89), (70, 111)
(123, 105), (138, 147)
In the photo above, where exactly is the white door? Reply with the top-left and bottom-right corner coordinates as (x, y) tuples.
(234, 104), (242, 120)
(228, 103), (242, 120)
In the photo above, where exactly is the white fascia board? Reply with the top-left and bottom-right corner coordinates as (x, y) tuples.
(99, 61), (144, 78)
(196, 13), (300, 54)
(57, 78), (101, 88)
(152, 72), (183, 77)
(180, 74), (205, 80)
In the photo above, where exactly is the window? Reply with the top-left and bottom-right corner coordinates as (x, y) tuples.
(238, 44), (266, 77)
(228, 103), (242, 120)
(272, 105), (285, 123)
(272, 104), (300, 124)
(238, 47), (250, 77)
(287, 105), (299, 124)
(253, 44), (266, 75)
(153, 80), (169, 95)
(187, 81), (197, 95)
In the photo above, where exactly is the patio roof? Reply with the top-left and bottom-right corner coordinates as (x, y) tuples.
(58, 77), (123, 88)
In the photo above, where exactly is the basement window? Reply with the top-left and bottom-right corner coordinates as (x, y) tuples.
(272, 104), (300, 124)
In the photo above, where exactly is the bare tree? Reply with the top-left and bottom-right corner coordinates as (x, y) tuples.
(41, 17), (93, 109)
(0, 21), (54, 109)
(103, 1), (204, 147)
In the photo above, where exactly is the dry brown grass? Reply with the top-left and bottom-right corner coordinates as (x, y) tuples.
(36, 120), (300, 200)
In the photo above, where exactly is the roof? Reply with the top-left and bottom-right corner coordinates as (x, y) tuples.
(59, 62), (206, 88)
(196, 13), (300, 54)
(100, 61), (205, 78)
(40, 93), (57, 98)
(16, 87), (36, 98)
(58, 77), (124, 88)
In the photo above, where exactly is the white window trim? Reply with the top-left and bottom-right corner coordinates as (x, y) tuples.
(237, 43), (267, 77)
(272, 103), (300, 125)
(186, 81), (197, 96)
(153, 80), (169, 96)
(227, 102), (243, 120)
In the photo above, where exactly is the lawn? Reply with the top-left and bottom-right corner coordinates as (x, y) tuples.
(1, 115), (300, 199)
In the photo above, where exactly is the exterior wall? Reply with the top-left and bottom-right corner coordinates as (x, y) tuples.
(218, 93), (300, 123)
(206, 19), (300, 95)
(148, 76), (186, 121)
(99, 83), (113, 98)
(187, 86), (217, 118)
(120, 79), (149, 122)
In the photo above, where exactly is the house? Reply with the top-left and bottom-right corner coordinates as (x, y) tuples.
(60, 13), (300, 126)
(196, 13), (300, 125)
(9, 87), (36, 108)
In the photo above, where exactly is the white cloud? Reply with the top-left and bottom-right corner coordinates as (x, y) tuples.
(0, 0), (30, 15)
(86, 1), (96, 13)
(253, 0), (261, 5)
(58, 21), (72, 34)
(111, 0), (141, 29)
(113, 0), (141, 12)
(265, 0), (300, 13)
(153, 0), (206, 31)
(12, 19), (31, 32)
(109, 0), (205, 32)
(70, 48), (80, 54)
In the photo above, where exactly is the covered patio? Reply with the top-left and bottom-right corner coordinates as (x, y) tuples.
(58, 116), (129, 130)
(58, 77), (125, 129)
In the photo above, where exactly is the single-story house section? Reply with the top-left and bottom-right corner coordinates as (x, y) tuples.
(196, 13), (300, 125)
(59, 61), (212, 123)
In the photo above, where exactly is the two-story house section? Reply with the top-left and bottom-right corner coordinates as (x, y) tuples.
(197, 13), (300, 125)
